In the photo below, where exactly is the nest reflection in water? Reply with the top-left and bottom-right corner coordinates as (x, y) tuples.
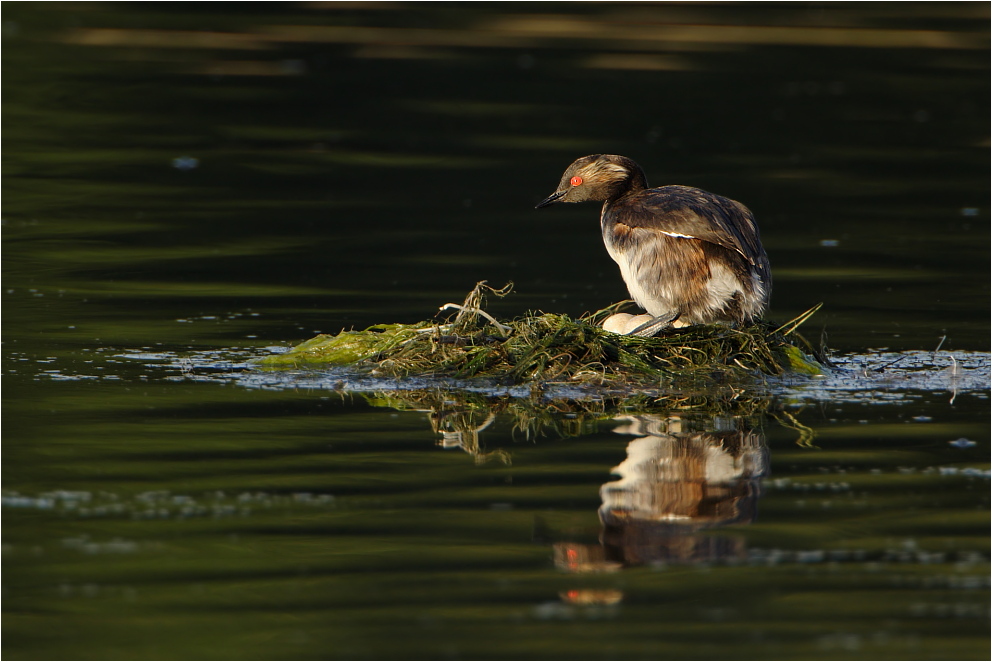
(362, 385), (799, 605)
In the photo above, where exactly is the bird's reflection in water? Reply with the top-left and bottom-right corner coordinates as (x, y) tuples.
(366, 390), (770, 605)
(555, 413), (768, 604)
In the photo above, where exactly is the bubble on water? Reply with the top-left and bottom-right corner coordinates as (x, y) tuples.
(171, 156), (199, 170)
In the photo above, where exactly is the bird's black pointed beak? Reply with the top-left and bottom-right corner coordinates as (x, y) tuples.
(535, 191), (566, 209)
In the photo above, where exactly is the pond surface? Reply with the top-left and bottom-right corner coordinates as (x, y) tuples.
(3, 4), (989, 660)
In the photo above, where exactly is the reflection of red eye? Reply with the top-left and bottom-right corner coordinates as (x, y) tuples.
(570, 176), (583, 186)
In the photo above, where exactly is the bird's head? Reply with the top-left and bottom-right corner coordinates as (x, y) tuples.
(535, 154), (647, 209)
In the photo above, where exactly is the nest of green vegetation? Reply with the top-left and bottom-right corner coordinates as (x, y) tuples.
(258, 281), (828, 387)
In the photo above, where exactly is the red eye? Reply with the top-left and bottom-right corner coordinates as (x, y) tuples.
(570, 176), (583, 186)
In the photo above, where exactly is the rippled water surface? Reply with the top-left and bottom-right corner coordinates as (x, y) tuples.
(3, 4), (989, 660)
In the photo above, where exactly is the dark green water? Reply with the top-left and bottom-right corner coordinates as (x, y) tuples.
(3, 4), (989, 660)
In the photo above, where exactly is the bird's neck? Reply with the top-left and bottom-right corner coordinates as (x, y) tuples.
(603, 175), (647, 207)
(604, 161), (648, 204)
(625, 165), (649, 193)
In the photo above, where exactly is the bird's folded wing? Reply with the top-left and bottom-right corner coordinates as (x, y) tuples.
(610, 185), (763, 267)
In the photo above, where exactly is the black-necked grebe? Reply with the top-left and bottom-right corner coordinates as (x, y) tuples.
(536, 154), (771, 335)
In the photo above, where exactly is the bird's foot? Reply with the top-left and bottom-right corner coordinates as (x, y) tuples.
(629, 311), (681, 337)
(602, 311), (680, 337)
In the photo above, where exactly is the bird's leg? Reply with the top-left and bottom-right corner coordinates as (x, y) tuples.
(629, 311), (681, 337)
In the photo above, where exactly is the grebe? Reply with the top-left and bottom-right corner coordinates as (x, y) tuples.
(536, 154), (771, 336)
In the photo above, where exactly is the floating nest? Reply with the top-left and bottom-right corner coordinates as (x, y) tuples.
(258, 282), (827, 387)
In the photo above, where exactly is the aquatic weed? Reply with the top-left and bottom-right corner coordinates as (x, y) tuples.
(258, 281), (827, 387)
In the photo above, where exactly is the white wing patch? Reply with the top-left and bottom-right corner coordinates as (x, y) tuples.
(658, 230), (698, 240)
(660, 228), (753, 263)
